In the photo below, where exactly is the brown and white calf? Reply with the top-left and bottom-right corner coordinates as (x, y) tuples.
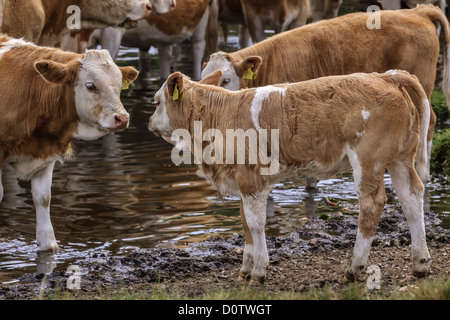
(0, 34), (138, 251)
(239, 0), (310, 43)
(148, 69), (431, 283)
(0, 0), (152, 47)
(202, 5), (450, 187)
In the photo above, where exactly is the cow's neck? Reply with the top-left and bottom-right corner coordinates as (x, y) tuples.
(40, 0), (130, 45)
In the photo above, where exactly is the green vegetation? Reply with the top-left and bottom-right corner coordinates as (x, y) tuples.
(431, 128), (450, 179)
(40, 276), (450, 300)
(431, 89), (449, 121)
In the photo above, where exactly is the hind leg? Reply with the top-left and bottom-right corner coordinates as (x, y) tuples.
(346, 170), (386, 281)
(237, 199), (254, 282)
(388, 160), (431, 277)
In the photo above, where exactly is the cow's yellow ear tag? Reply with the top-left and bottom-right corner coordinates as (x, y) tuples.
(243, 67), (254, 80)
(173, 84), (179, 100)
(121, 80), (129, 90)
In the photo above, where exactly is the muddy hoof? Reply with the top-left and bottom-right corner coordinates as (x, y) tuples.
(237, 273), (250, 283)
(249, 276), (265, 286)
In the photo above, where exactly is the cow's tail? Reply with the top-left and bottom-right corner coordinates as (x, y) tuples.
(415, 4), (450, 112)
(380, 70), (431, 183)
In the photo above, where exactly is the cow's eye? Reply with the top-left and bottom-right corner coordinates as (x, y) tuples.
(222, 78), (230, 86)
(155, 101), (160, 107)
(86, 82), (97, 92)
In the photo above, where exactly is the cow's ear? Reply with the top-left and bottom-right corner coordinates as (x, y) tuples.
(236, 56), (262, 78)
(167, 72), (184, 101)
(199, 70), (223, 86)
(35, 60), (79, 84)
(120, 66), (139, 87)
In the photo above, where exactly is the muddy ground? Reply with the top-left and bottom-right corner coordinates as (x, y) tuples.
(0, 204), (449, 300)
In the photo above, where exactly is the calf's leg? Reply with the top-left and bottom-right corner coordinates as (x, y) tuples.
(240, 192), (269, 284)
(32, 160), (59, 251)
(237, 199), (254, 282)
(346, 168), (386, 281)
(387, 160), (431, 277)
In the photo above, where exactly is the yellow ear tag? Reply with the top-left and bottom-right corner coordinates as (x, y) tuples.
(121, 80), (129, 90)
(243, 67), (254, 80)
(173, 84), (179, 100)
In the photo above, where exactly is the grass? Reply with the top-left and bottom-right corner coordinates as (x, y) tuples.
(431, 128), (450, 179)
(39, 276), (450, 300)
(431, 89), (449, 122)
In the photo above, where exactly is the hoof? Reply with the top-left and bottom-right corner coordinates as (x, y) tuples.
(237, 273), (250, 283)
(249, 276), (265, 285)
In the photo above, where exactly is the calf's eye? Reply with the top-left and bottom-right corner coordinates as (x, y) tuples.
(86, 82), (97, 92)
(222, 78), (230, 86)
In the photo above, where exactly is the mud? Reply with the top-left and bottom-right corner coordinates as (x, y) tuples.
(0, 203), (448, 300)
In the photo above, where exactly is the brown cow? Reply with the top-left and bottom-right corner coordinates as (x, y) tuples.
(0, 0), (152, 46)
(148, 69), (431, 283)
(202, 5), (450, 185)
(0, 34), (139, 251)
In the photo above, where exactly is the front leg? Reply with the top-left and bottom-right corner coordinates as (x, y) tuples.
(31, 160), (59, 251)
(238, 199), (254, 282)
(240, 192), (269, 284)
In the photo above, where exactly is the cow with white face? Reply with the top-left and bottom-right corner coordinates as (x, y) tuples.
(151, 0), (177, 14)
(0, 34), (138, 251)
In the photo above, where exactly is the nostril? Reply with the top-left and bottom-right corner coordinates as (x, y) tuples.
(115, 114), (129, 128)
(146, 3), (152, 11)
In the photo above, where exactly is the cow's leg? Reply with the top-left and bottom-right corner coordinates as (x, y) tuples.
(387, 160), (431, 277)
(0, 168), (3, 203)
(240, 192), (269, 284)
(238, 25), (251, 49)
(237, 199), (254, 282)
(191, 7), (209, 81)
(305, 174), (318, 190)
(32, 160), (59, 251)
(157, 45), (173, 81)
(346, 167), (386, 281)
(138, 47), (153, 79)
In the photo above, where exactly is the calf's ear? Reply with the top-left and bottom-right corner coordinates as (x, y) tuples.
(167, 72), (184, 101)
(236, 56), (262, 79)
(120, 66), (139, 85)
(35, 60), (80, 84)
(199, 70), (223, 86)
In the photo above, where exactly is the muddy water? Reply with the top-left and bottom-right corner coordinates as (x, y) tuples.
(0, 38), (449, 286)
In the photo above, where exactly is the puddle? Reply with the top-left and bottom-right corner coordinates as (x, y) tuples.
(0, 34), (448, 286)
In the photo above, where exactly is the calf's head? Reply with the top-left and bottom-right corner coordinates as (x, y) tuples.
(148, 70), (223, 143)
(201, 51), (262, 90)
(34, 49), (139, 140)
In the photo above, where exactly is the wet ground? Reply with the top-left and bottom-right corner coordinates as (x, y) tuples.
(0, 30), (449, 298)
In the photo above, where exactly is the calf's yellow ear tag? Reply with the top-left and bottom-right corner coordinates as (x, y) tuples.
(121, 80), (129, 90)
(243, 67), (254, 80)
(173, 84), (179, 100)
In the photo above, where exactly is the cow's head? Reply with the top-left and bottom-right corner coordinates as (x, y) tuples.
(201, 51), (262, 90)
(148, 70), (223, 144)
(151, 0), (176, 15)
(34, 50), (139, 141)
(120, 0), (153, 28)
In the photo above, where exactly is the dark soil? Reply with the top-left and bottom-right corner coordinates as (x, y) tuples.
(0, 205), (449, 300)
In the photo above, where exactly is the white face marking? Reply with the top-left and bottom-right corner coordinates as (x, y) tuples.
(362, 109), (371, 121)
(127, 0), (151, 21)
(73, 50), (129, 140)
(150, 0), (176, 14)
(250, 86), (286, 130)
(201, 53), (241, 91)
(148, 83), (174, 139)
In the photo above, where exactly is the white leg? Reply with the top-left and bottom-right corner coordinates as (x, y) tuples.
(157, 45), (173, 81)
(388, 161), (431, 277)
(139, 48), (153, 79)
(0, 168), (3, 203)
(346, 229), (374, 280)
(191, 8), (209, 81)
(241, 192), (269, 284)
(238, 200), (254, 282)
(32, 160), (59, 251)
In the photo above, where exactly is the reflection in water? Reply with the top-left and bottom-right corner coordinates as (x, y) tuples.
(0, 42), (449, 286)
